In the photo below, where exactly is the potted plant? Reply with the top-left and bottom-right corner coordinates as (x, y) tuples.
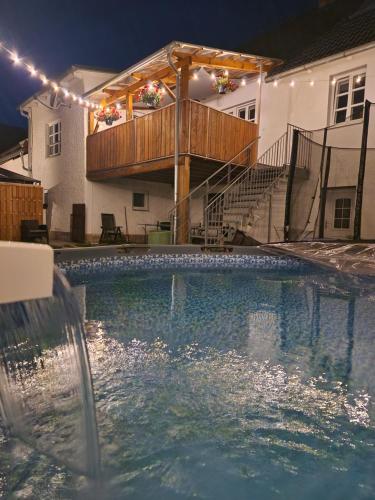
(96, 106), (121, 126)
(213, 76), (238, 95)
(137, 82), (163, 108)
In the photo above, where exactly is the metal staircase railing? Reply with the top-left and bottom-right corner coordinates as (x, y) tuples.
(203, 123), (313, 245)
(204, 132), (290, 245)
(169, 137), (259, 244)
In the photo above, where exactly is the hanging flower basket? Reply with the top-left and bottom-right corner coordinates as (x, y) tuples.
(136, 82), (163, 108)
(96, 106), (121, 126)
(213, 76), (238, 95)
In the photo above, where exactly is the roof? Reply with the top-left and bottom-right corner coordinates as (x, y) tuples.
(268, 1), (375, 77)
(84, 41), (281, 102)
(0, 166), (40, 185)
(0, 139), (28, 165)
(0, 123), (27, 154)
(20, 64), (118, 110)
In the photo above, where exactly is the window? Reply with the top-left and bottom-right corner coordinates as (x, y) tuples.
(132, 192), (149, 211)
(332, 72), (366, 124)
(236, 101), (256, 122)
(47, 121), (61, 156)
(334, 198), (351, 229)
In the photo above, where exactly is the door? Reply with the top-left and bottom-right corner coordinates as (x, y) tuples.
(324, 188), (356, 239)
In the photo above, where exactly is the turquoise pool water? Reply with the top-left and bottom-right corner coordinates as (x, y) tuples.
(2, 255), (375, 498)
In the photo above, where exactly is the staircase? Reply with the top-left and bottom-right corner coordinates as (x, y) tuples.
(204, 133), (290, 245)
(169, 124), (312, 245)
(204, 125), (313, 245)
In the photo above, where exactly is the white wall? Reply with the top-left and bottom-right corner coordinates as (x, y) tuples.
(0, 154), (30, 177)
(86, 178), (173, 239)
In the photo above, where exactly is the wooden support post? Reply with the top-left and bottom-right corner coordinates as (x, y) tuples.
(180, 60), (190, 99)
(88, 111), (95, 135)
(176, 155), (191, 244)
(126, 93), (133, 121)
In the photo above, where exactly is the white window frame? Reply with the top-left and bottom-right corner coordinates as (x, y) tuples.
(47, 120), (61, 157)
(132, 191), (149, 211)
(225, 100), (257, 123)
(333, 197), (352, 230)
(331, 69), (366, 125)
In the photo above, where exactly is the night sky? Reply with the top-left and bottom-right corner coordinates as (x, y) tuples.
(0, 0), (315, 127)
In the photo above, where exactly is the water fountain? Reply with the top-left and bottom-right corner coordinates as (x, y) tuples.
(0, 242), (100, 481)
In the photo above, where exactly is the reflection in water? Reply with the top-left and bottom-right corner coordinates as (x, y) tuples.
(2, 263), (375, 499)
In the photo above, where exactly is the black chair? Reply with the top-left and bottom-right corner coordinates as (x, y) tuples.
(99, 213), (123, 243)
(21, 220), (49, 243)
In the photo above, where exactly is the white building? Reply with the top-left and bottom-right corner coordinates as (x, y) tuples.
(2, 0), (375, 244)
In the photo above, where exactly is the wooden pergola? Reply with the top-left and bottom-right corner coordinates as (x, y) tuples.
(85, 41), (280, 243)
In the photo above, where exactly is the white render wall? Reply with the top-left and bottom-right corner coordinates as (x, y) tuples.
(0, 154), (30, 177)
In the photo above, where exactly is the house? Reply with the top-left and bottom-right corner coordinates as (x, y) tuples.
(3, 0), (375, 244)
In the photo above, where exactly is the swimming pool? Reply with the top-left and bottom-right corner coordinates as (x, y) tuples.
(1, 254), (375, 499)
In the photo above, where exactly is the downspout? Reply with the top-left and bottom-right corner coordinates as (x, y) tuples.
(20, 107), (32, 173)
(167, 45), (180, 245)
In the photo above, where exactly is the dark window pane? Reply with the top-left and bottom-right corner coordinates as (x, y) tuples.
(342, 219), (350, 229)
(335, 110), (346, 123)
(133, 192), (145, 208)
(337, 94), (348, 109)
(335, 199), (344, 208)
(352, 89), (365, 105)
(343, 199), (351, 208)
(334, 219), (342, 229)
(337, 79), (349, 94)
(353, 74), (366, 89)
(238, 108), (246, 119)
(248, 107), (255, 121)
(343, 209), (351, 218)
(351, 105), (364, 120)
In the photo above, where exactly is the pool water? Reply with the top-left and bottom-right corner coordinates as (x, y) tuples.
(3, 255), (375, 499)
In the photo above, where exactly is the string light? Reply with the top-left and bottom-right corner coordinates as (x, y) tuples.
(10, 52), (20, 64)
(193, 71), (199, 80)
(310, 80), (315, 87)
(356, 75), (362, 84)
(210, 72), (216, 80)
(224, 69), (229, 76)
(273, 80), (278, 87)
(241, 78), (246, 86)
(290, 80), (295, 87)
(0, 38), (100, 110)
(331, 78), (336, 86)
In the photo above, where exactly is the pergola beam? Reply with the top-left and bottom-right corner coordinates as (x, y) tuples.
(173, 51), (261, 72)
(105, 58), (191, 105)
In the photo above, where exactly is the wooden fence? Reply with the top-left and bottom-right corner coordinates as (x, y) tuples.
(0, 183), (43, 241)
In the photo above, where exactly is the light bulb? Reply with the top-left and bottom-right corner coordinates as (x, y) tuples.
(11, 52), (20, 64)
(193, 71), (199, 80)
(290, 80), (295, 87)
(310, 80), (315, 87)
(273, 80), (278, 87)
(78, 97), (83, 105)
(331, 78), (336, 86)
(241, 78), (246, 86)
(40, 74), (48, 85)
(210, 72), (216, 80)
(224, 69), (229, 76)
(116, 103), (121, 109)
(71, 93), (77, 101)
(356, 75), (362, 84)
(51, 82), (59, 92)
(27, 65), (37, 77)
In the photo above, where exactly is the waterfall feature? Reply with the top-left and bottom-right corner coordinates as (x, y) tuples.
(0, 268), (100, 479)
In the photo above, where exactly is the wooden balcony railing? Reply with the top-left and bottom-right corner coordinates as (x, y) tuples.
(87, 99), (258, 177)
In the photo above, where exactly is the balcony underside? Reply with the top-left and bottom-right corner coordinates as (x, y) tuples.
(87, 155), (241, 187)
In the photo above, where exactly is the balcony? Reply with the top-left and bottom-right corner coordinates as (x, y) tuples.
(86, 100), (258, 185)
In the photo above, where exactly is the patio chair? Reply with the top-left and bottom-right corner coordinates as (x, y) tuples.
(21, 220), (49, 244)
(99, 213), (123, 243)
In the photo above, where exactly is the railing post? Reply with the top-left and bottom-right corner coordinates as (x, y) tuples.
(354, 100), (371, 241)
(284, 129), (299, 242)
(318, 146), (332, 240)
